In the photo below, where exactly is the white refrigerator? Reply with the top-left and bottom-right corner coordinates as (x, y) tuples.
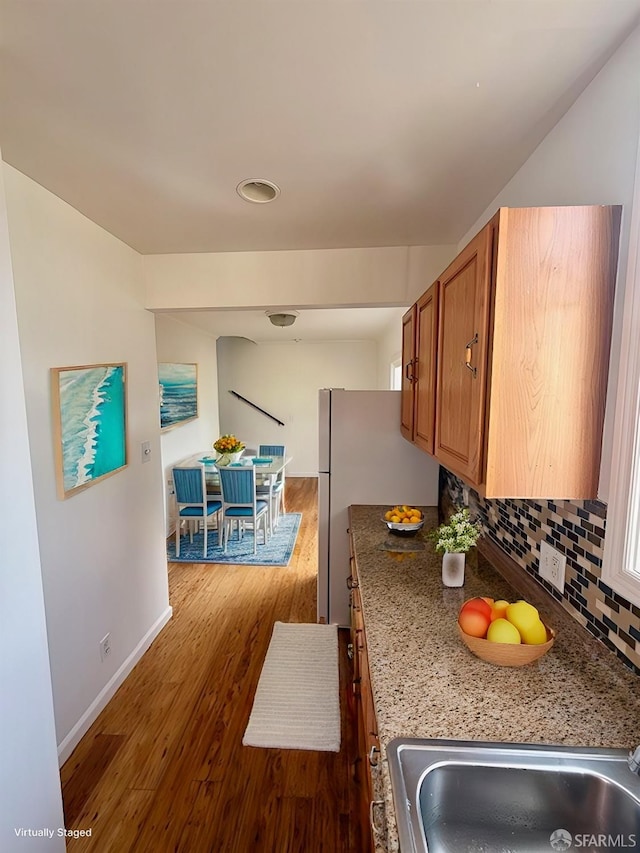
(318, 389), (440, 626)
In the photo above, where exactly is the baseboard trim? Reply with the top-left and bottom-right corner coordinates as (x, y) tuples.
(57, 605), (173, 766)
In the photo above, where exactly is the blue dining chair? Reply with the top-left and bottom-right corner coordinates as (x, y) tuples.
(173, 466), (222, 558)
(217, 465), (269, 555)
(257, 444), (286, 530)
(258, 444), (286, 457)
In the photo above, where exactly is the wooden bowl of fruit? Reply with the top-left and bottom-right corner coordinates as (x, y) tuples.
(457, 597), (555, 666)
(383, 506), (424, 536)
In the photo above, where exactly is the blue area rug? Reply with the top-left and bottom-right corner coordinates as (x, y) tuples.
(167, 513), (302, 567)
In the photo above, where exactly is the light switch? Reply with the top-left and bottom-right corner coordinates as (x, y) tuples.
(141, 441), (152, 463)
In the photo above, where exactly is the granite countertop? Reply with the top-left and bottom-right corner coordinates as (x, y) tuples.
(349, 504), (640, 852)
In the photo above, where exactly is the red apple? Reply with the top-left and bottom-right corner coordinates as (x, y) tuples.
(458, 608), (490, 638)
(459, 597), (492, 620)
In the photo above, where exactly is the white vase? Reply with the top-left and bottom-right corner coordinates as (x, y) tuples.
(216, 450), (244, 466)
(442, 551), (465, 587)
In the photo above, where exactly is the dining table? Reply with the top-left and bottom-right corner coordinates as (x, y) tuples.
(179, 452), (292, 496)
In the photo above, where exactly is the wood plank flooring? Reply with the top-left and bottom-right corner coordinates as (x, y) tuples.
(60, 478), (363, 852)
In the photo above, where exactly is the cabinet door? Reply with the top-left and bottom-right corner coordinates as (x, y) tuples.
(400, 306), (416, 440)
(356, 620), (377, 853)
(413, 283), (439, 454)
(435, 225), (492, 486)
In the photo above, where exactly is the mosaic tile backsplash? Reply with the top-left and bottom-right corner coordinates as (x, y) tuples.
(440, 468), (640, 675)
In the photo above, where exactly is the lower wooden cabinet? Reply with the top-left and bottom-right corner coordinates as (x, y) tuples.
(348, 563), (385, 851)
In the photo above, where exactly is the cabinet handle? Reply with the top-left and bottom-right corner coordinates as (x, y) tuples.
(404, 360), (412, 381)
(465, 333), (478, 378)
(369, 744), (380, 767)
(346, 575), (359, 589)
(405, 358), (416, 383)
(369, 800), (385, 836)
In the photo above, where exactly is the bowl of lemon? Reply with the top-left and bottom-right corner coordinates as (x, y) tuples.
(383, 505), (424, 536)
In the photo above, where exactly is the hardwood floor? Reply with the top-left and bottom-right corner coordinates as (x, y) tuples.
(60, 478), (363, 852)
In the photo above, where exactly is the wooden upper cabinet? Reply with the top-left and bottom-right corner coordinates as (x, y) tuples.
(401, 285), (439, 452)
(400, 306), (416, 440)
(405, 204), (621, 499)
(482, 206), (620, 498)
(435, 227), (491, 485)
(413, 283), (439, 454)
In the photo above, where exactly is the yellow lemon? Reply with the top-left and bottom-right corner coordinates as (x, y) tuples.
(486, 619), (521, 644)
(520, 618), (548, 645)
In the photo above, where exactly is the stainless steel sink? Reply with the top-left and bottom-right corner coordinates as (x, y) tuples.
(387, 738), (640, 852)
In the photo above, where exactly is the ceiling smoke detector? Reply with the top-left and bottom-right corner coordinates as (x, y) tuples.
(267, 311), (298, 327)
(237, 179), (280, 204)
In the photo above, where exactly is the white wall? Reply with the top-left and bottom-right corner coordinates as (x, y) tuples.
(155, 314), (220, 534)
(4, 165), (171, 762)
(0, 162), (65, 848)
(144, 244), (455, 310)
(456, 26), (640, 502)
(376, 308), (406, 390)
(217, 337), (378, 475)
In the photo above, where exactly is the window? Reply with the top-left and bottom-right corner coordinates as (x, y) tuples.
(602, 138), (640, 604)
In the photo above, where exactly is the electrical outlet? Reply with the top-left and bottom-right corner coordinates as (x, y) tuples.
(539, 541), (566, 593)
(100, 633), (111, 661)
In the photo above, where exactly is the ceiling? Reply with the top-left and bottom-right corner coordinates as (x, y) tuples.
(164, 306), (406, 343)
(1, 1), (640, 256)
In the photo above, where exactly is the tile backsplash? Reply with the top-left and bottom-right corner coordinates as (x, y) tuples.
(440, 468), (640, 675)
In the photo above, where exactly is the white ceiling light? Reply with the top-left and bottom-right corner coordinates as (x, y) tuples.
(237, 179), (280, 204)
(267, 311), (298, 327)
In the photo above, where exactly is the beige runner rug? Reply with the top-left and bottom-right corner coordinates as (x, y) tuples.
(242, 621), (340, 752)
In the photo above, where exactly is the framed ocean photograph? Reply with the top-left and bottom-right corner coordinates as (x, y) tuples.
(158, 362), (198, 430)
(51, 363), (128, 500)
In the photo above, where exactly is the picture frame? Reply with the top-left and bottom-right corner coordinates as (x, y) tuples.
(158, 362), (198, 430)
(51, 363), (128, 500)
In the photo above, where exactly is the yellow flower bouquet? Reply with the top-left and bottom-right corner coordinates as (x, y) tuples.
(213, 434), (245, 454)
(213, 434), (246, 465)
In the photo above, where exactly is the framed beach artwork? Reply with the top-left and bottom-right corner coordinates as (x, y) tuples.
(51, 363), (128, 500)
(158, 362), (198, 430)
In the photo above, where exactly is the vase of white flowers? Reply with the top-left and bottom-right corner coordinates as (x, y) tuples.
(429, 508), (482, 587)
